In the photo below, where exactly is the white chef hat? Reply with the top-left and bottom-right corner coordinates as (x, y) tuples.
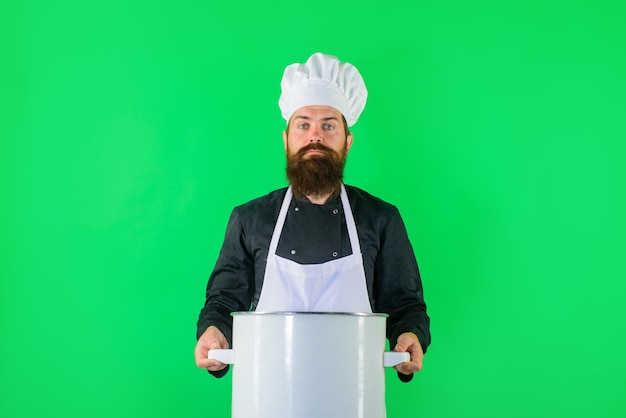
(278, 52), (368, 127)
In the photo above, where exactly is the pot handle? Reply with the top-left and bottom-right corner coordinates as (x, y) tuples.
(208, 349), (235, 364)
(383, 351), (410, 367)
(209, 349), (407, 367)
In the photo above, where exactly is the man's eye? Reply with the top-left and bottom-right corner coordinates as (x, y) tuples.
(323, 124), (335, 130)
(298, 124), (309, 129)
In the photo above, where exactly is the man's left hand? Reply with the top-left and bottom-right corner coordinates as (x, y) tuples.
(393, 332), (424, 375)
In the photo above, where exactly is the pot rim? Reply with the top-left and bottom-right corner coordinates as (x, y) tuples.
(231, 311), (388, 317)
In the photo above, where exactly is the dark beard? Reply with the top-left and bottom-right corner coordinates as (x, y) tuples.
(286, 143), (347, 200)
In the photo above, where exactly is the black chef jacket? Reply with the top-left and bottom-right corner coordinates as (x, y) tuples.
(197, 184), (430, 379)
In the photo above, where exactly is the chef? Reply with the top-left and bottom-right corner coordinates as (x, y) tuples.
(195, 52), (430, 382)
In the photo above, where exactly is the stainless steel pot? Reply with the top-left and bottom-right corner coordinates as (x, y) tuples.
(209, 312), (407, 418)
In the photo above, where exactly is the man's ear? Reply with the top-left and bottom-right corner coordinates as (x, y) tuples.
(346, 133), (354, 153)
(282, 130), (288, 151)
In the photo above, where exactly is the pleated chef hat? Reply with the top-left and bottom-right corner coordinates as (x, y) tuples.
(278, 52), (368, 127)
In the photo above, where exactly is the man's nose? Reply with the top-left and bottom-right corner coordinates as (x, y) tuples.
(308, 126), (323, 142)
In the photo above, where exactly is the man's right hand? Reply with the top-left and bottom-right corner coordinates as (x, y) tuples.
(194, 326), (229, 372)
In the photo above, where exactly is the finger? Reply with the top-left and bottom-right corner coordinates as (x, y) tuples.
(195, 346), (212, 369)
(409, 360), (422, 372)
(410, 353), (423, 369)
(394, 360), (420, 375)
(204, 326), (229, 348)
(393, 342), (408, 353)
(406, 359), (422, 372)
(196, 356), (211, 369)
(409, 348), (424, 371)
(207, 359), (227, 372)
(194, 340), (215, 368)
(204, 334), (229, 350)
(394, 363), (413, 375)
(196, 352), (228, 370)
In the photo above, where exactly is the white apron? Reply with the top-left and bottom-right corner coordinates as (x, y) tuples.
(256, 184), (372, 313)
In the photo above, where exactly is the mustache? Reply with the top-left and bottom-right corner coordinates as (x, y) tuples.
(296, 143), (332, 157)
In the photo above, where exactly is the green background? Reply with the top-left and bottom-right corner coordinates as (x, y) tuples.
(2, 0), (625, 417)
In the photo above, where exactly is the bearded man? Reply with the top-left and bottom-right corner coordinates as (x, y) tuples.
(195, 53), (430, 383)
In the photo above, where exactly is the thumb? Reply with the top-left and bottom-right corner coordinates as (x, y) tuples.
(394, 340), (409, 352)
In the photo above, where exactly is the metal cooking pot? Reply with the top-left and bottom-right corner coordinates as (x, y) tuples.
(209, 312), (408, 418)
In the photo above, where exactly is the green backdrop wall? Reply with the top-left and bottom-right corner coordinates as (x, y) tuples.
(2, 0), (625, 417)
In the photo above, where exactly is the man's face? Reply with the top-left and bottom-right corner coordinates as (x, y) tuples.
(283, 105), (353, 159)
(283, 106), (354, 199)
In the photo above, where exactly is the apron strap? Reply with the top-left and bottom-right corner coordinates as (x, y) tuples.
(339, 184), (362, 255)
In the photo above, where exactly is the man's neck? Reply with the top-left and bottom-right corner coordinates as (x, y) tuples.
(306, 193), (332, 205)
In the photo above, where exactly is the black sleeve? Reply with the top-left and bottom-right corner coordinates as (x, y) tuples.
(375, 208), (431, 378)
(196, 208), (255, 377)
